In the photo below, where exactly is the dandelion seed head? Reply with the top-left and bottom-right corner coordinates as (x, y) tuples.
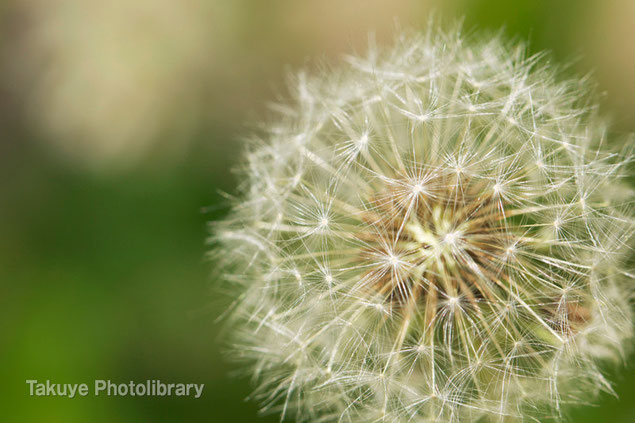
(212, 25), (634, 423)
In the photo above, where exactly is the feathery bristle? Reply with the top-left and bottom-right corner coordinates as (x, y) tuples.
(211, 26), (634, 423)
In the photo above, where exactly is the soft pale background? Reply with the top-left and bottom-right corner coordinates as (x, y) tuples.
(0, 1), (633, 421)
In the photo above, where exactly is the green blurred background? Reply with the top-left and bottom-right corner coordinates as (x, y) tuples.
(1, 1), (633, 421)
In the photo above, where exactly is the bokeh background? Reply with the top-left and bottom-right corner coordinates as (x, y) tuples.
(1, 1), (633, 421)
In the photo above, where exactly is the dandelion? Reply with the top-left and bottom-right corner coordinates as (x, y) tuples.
(211, 26), (633, 422)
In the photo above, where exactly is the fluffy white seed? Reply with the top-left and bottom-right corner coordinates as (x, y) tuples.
(212, 26), (634, 423)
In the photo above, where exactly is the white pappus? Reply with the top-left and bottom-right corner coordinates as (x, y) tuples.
(210, 25), (634, 423)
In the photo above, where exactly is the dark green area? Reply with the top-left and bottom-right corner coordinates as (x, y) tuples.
(0, 137), (272, 422)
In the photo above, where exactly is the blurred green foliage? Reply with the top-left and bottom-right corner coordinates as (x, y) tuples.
(0, 138), (276, 422)
(0, 0), (633, 421)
